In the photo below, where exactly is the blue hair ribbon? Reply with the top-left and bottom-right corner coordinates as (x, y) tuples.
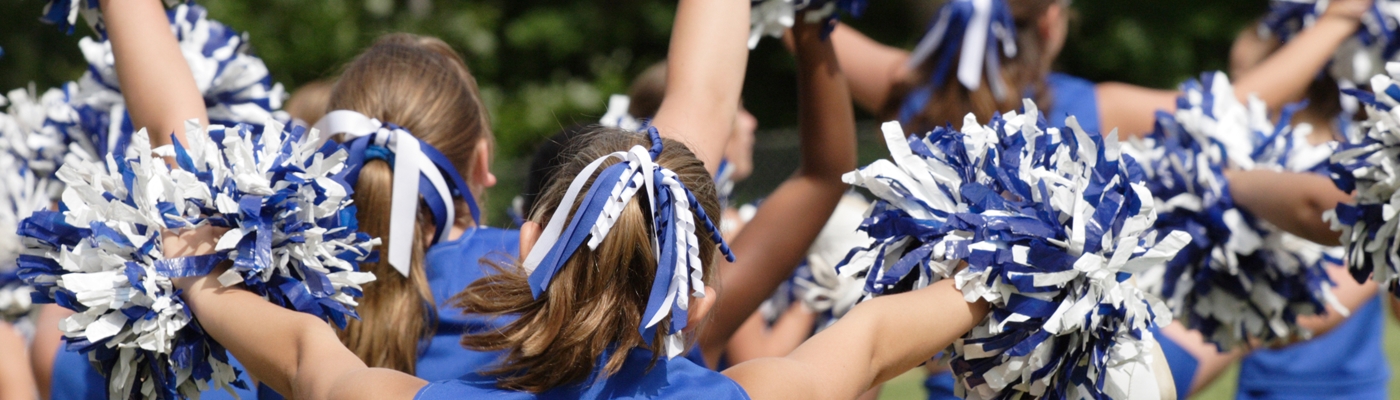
(318, 110), (480, 278)
(522, 126), (733, 357)
(899, 0), (1018, 124)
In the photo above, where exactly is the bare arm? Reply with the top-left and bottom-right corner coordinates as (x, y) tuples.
(724, 279), (988, 400)
(724, 304), (818, 364)
(99, 0), (208, 146)
(0, 321), (37, 400)
(1225, 169), (1350, 246)
(1295, 265), (1378, 335)
(827, 23), (911, 114)
(652, 0), (750, 174)
(166, 229), (423, 400)
(30, 304), (70, 400)
(1099, 0), (1368, 137)
(699, 21), (858, 365)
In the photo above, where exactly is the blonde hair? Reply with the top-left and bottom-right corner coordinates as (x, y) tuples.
(454, 127), (723, 393)
(885, 0), (1061, 131)
(327, 33), (492, 374)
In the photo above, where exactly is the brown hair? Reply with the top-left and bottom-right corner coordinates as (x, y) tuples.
(284, 79), (334, 125)
(884, 0), (1061, 132)
(327, 33), (493, 374)
(627, 62), (669, 119)
(454, 127), (723, 392)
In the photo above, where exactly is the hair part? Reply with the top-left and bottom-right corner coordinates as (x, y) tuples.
(329, 33), (492, 374)
(454, 126), (723, 393)
(884, 0), (1061, 132)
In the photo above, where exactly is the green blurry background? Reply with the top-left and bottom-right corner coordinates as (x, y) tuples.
(6, 1), (1397, 399)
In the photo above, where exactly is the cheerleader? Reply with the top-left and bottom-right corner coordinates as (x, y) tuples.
(830, 0), (1369, 136)
(524, 14), (853, 372)
(1223, 16), (1387, 400)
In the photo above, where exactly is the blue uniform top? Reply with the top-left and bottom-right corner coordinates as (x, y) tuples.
(1045, 72), (1102, 134)
(50, 346), (268, 399)
(1236, 296), (1389, 400)
(415, 347), (750, 400)
(414, 226), (521, 382)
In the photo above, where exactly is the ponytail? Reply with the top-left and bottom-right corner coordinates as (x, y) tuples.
(456, 126), (728, 392)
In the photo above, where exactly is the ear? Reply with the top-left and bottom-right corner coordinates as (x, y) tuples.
(1038, 3), (1063, 40)
(519, 221), (543, 259)
(687, 285), (718, 330)
(471, 137), (498, 190)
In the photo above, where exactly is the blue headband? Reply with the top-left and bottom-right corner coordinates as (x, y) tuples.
(899, 0), (1018, 124)
(522, 126), (734, 358)
(316, 110), (480, 277)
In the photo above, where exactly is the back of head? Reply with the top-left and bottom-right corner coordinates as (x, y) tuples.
(328, 33), (492, 374)
(284, 80), (335, 126)
(627, 62), (669, 119)
(887, 0), (1062, 132)
(455, 126), (723, 393)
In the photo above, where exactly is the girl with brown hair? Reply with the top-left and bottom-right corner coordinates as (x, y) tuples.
(832, 0), (1372, 136)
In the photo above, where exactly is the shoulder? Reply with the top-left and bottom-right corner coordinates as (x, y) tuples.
(1047, 72), (1095, 90)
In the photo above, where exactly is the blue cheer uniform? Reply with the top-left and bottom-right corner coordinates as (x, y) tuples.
(1046, 72), (1102, 134)
(50, 346), (266, 399)
(1153, 327), (1199, 399)
(923, 369), (958, 400)
(1235, 296), (1388, 400)
(414, 226), (521, 382)
(415, 347), (750, 400)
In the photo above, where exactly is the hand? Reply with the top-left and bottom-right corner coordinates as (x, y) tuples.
(163, 225), (230, 291)
(1321, 0), (1374, 23)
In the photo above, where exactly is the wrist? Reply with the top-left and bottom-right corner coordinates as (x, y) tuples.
(1316, 12), (1363, 30)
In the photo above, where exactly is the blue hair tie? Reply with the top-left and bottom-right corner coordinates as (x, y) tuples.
(521, 127), (733, 358)
(363, 145), (396, 167)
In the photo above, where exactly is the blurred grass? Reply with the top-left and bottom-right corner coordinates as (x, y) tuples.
(875, 299), (1400, 400)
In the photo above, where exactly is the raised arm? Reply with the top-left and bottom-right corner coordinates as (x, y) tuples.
(1099, 0), (1370, 136)
(725, 304), (818, 364)
(697, 21), (858, 365)
(99, 0), (208, 146)
(0, 321), (37, 400)
(1225, 169), (1350, 246)
(167, 229), (423, 400)
(652, 0), (750, 174)
(725, 279), (988, 400)
(827, 23), (911, 114)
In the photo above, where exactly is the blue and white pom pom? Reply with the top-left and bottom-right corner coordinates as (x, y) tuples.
(0, 89), (64, 325)
(838, 102), (1186, 399)
(17, 121), (376, 399)
(794, 193), (871, 330)
(748, 0), (868, 48)
(1329, 62), (1400, 294)
(42, 0), (182, 36)
(524, 126), (734, 359)
(1126, 72), (1342, 349)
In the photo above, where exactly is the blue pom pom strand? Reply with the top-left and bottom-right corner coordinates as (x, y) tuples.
(838, 101), (1185, 399)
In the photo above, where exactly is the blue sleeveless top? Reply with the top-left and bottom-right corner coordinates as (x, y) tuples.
(414, 226), (521, 382)
(415, 348), (750, 399)
(1236, 295), (1388, 400)
(50, 345), (269, 399)
(1046, 73), (1102, 134)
